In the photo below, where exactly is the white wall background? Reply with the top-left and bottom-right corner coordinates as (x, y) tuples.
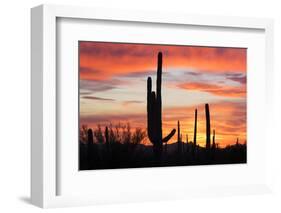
(0, 0), (281, 212)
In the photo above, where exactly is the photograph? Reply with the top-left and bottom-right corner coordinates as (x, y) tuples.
(79, 41), (247, 170)
(25, 2), (276, 210)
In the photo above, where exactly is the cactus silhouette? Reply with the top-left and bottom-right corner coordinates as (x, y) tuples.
(186, 134), (189, 153)
(147, 52), (176, 157)
(177, 120), (182, 153)
(236, 137), (239, 145)
(181, 133), (184, 152)
(177, 120), (181, 142)
(87, 128), (94, 168)
(205, 104), (211, 151)
(212, 129), (216, 149)
(193, 109), (197, 147)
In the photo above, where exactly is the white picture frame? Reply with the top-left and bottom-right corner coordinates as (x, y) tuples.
(31, 4), (274, 208)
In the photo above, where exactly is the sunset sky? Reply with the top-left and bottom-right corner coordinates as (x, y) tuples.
(79, 41), (247, 147)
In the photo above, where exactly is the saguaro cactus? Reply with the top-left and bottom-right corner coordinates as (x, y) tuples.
(147, 52), (176, 157)
(87, 128), (94, 168)
(205, 104), (211, 151)
(193, 109), (197, 147)
(181, 133), (184, 151)
(212, 129), (216, 149)
(177, 120), (182, 153)
(236, 138), (239, 145)
(186, 134), (189, 153)
(177, 120), (181, 142)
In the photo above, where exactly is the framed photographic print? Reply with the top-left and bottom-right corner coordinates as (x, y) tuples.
(78, 42), (247, 170)
(31, 4), (274, 208)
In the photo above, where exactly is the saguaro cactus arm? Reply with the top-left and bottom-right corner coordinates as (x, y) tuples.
(162, 129), (176, 143)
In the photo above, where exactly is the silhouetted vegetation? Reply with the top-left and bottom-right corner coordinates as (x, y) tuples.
(79, 122), (246, 170)
(79, 51), (247, 170)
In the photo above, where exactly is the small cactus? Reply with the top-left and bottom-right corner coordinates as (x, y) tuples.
(212, 129), (216, 149)
(236, 138), (239, 146)
(177, 120), (181, 142)
(186, 134), (189, 153)
(177, 120), (182, 153)
(87, 128), (94, 168)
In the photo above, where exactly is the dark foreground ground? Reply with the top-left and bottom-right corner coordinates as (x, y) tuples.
(79, 141), (246, 170)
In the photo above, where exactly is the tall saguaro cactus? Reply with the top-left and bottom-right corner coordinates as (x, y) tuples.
(147, 52), (176, 157)
(193, 109), (197, 147)
(205, 104), (211, 151)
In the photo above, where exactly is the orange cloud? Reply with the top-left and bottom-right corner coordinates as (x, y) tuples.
(177, 82), (246, 97)
(79, 42), (246, 81)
